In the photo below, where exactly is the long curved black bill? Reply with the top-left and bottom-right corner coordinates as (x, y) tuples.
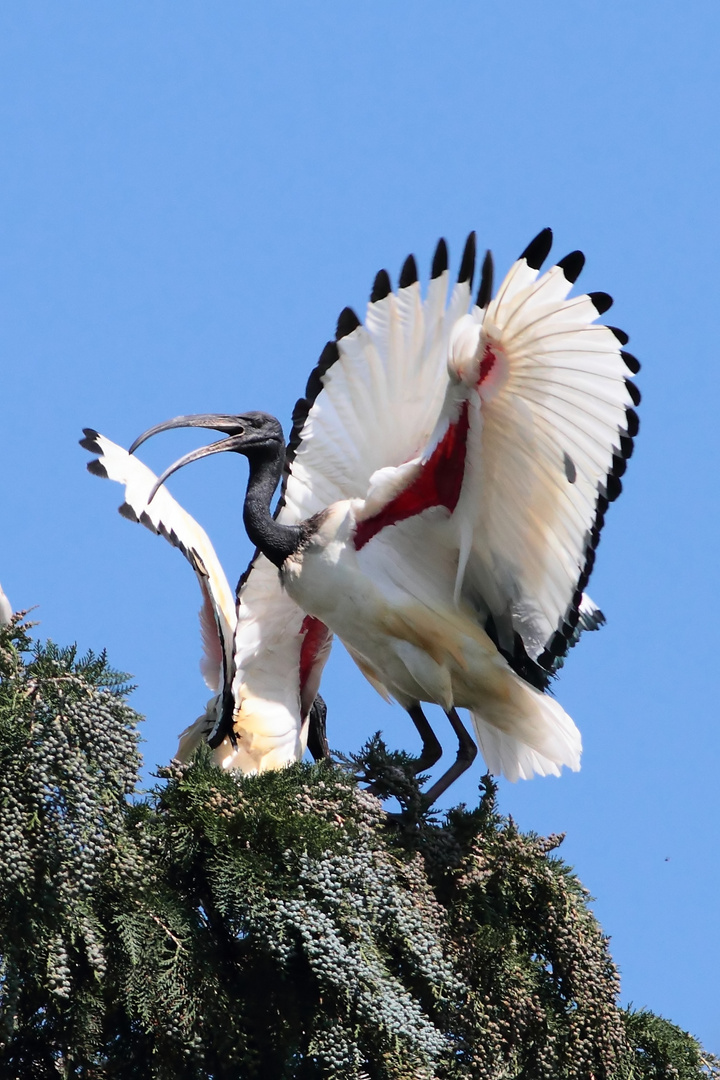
(129, 414), (243, 455)
(147, 434), (243, 504)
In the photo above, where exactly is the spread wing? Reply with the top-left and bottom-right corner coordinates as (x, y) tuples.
(265, 239), (479, 710)
(455, 230), (638, 675)
(280, 236), (479, 522)
(81, 429), (330, 768)
(80, 430), (236, 695)
(349, 230), (638, 688)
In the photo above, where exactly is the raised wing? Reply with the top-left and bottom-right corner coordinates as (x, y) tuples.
(454, 230), (638, 675)
(350, 230), (638, 688)
(263, 240), (479, 715)
(80, 430), (237, 695)
(280, 236), (479, 522)
(82, 430), (330, 772)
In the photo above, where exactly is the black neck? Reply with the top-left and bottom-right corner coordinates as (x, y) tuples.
(243, 447), (303, 569)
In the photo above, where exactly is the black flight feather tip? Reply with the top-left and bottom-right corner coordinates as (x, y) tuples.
(335, 306), (361, 341)
(431, 237), (448, 279)
(625, 408), (640, 437)
(371, 269), (391, 303)
(520, 228), (553, 270)
(476, 250), (494, 309)
(618, 433), (634, 459)
(625, 379), (641, 406)
(86, 458), (107, 479)
(304, 340), (339, 399)
(609, 326), (629, 345)
(399, 254), (418, 289)
(588, 291), (613, 314)
(79, 428), (101, 453)
(458, 232), (476, 287)
(621, 350), (641, 374)
(605, 474), (623, 503)
(118, 501), (139, 523)
(556, 250), (585, 284)
(286, 339), (341, 464)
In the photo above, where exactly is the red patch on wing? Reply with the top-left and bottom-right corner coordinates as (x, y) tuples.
(478, 343), (496, 384)
(299, 616), (330, 702)
(354, 400), (470, 550)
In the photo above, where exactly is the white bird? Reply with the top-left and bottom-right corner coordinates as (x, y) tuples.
(0, 583), (12, 626)
(134, 229), (639, 802)
(80, 431), (332, 771)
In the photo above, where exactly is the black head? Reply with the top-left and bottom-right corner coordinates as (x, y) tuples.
(129, 411), (286, 502)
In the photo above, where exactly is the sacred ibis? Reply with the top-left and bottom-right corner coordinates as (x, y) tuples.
(80, 431), (332, 771)
(133, 228), (640, 803)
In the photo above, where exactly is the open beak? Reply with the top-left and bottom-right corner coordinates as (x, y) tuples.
(129, 413), (246, 504)
(129, 413), (243, 455)
(146, 433), (246, 504)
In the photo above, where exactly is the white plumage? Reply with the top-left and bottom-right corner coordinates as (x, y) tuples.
(137, 228), (638, 797)
(84, 228), (637, 799)
(0, 583), (12, 627)
(276, 230), (637, 786)
(80, 431), (331, 772)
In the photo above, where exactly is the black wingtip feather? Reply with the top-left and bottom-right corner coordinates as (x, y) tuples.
(556, 250), (585, 283)
(335, 306), (361, 340)
(605, 474), (623, 502)
(371, 269), (391, 303)
(621, 350), (641, 374)
(286, 339), (342, 467)
(301, 341), (339, 403)
(521, 228), (553, 270)
(476, 250), (494, 308)
(399, 254), (418, 289)
(86, 459), (107, 478)
(625, 408), (640, 437)
(589, 291), (613, 314)
(609, 326), (629, 345)
(619, 434), (634, 459)
(457, 232), (476, 287)
(625, 378), (641, 406)
(547, 631), (567, 658)
(79, 430), (101, 453)
(543, 392), (638, 672)
(431, 238), (448, 279)
(118, 501), (139, 523)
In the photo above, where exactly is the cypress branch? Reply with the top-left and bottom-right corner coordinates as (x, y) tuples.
(0, 619), (717, 1079)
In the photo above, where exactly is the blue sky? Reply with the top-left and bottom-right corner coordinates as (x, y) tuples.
(1, 1), (718, 1050)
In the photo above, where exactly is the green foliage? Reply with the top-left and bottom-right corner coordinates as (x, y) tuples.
(0, 620), (717, 1079)
(616, 1010), (720, 1080)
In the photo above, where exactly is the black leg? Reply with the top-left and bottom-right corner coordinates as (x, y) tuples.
(306, 695), (330, 761)
(406, 703), (443, 773)
(422, 707), (477, 806)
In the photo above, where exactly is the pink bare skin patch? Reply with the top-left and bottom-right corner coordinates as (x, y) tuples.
(354, 400), (470, 550)
(299, 615), (331, 701)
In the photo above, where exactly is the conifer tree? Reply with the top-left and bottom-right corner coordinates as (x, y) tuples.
(0, 617), (717, 1079)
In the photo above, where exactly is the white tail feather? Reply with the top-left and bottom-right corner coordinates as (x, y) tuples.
(470, 683), (581, 782)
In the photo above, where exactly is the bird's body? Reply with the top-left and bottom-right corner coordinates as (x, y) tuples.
(281, 498), (580, 780)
